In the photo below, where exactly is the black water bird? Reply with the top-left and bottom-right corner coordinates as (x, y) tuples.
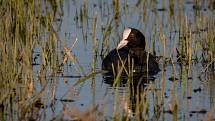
(102, 28), (160, 76)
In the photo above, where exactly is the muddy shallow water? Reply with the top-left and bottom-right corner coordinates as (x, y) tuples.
(30, 0), (215, 120)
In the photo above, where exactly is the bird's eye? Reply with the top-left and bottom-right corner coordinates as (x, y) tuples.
(130, 33), (135, 37)
(128, 33), (135, 39)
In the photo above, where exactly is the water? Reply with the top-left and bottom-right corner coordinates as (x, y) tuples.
(32, 0), (215, 120)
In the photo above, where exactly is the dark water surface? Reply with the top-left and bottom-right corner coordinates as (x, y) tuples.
(32, 0), (215, 120)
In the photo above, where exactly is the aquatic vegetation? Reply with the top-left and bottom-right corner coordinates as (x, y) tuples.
(0, 0), (214, 120)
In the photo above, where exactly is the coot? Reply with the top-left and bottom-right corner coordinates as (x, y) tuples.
(102, 28), (160, 75)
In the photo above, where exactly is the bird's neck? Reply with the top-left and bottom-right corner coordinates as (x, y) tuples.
(129, 48), (146, 56)
(130, 47), (145, 51)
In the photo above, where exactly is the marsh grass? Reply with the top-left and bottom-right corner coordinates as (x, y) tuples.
(0, 0), (65, 120)
(113, 0), (120, 20)
(0, 0), (214, 121)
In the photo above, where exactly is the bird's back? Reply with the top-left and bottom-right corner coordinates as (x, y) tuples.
(102, 47), (129, 73)
(130, 49), (160, 75)
(102, 47), (160, 75)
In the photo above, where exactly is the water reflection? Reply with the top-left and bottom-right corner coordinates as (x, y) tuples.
(102, 73), (161, 120)
(1, 0), (214, 120)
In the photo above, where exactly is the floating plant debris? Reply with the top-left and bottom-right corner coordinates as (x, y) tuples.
(193, 87), (202, 93)
(168, 76), (179, 81)
(190, 109), (207, 114)
(187, 96), (192, 99)
(60, 99), (75, 102)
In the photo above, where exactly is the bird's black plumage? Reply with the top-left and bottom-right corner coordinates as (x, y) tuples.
(102, 28), (160, 76)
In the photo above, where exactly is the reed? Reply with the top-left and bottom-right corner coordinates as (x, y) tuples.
(0, 0), (214, 120)
(0, 0), (63, 120)
(113, 0), (120, 20)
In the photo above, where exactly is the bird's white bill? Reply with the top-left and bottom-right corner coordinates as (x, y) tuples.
(122, 28), (131, 40)
(117, 39), (128, 49)
(117, 28), (131, 49)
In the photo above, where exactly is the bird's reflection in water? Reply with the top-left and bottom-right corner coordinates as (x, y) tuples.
(102, 74), (159, 120)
